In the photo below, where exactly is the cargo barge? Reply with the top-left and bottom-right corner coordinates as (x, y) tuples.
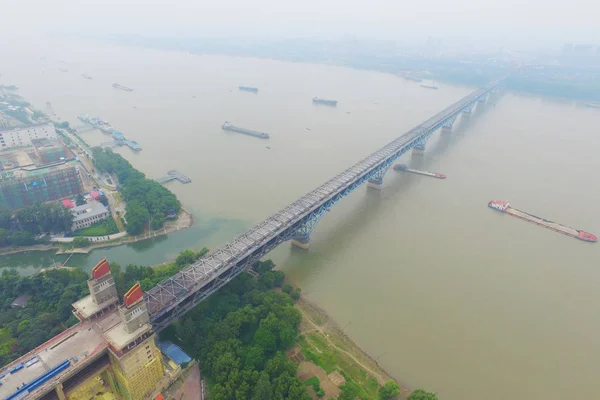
(420, 81), (439, 90)
(112, 83), (133, 92)
(488, 200), (597, 242)
(222, 122), (270, 139)
(312, 97), (338, 106)
(82, 74), (93, 80)
(239, 85), (258, 93)
(393, 164), (446, 179)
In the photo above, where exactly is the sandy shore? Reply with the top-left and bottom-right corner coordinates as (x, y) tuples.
(296, 297), (412, 399)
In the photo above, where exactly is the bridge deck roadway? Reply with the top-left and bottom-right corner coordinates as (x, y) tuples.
(144, 77), (507, 330)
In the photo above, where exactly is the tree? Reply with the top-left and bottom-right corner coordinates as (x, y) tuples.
(72, 237), (90, 247)
(0, 208), (11, 229)
(150, 212), (165, 230)
(98, 194), (109, 207)
(75, 194), (86, 206)
(407, 389), (439, 400)
(252, 372), (272, 400)
(379, 381), (401, 399)
(282, 283), (293, 294)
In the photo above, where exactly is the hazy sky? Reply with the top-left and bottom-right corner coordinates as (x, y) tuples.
(2, 0), (599, 49)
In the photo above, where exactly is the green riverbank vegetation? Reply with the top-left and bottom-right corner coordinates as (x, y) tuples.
(91, 147), (181, 235)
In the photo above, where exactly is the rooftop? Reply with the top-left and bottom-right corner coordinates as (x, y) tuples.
(72, 294), (118, 320)
(72, 201), (108, 222)
(104, 322), (152, 351)
(10, 295), (30, 308)
(0, 312), (120, 400)
(0, 123), (54, 134)
(0, 159), (78, 181)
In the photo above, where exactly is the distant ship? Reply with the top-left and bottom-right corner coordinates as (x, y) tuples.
(126, 141), (142, 151)
(58, 68), (68, 73)
(222, 122), (270, 139)
(312, 97), (338, 106)
(239, 85), (258, 93)
(82, 74), (93, 80)
(112, 83), (133, 92)
(77, 114), (115, 133)
(420, 81), (439, 90)
(404, 76), (423, 82)
(586, 102), (600, 109)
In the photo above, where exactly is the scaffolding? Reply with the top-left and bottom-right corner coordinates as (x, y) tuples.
(0, 163), (83, 209)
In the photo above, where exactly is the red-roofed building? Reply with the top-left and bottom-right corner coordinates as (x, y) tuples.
(90, 190), (101, 200)
(62, 199), (75, 208)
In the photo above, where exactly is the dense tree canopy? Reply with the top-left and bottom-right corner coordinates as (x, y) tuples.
(0, 268), (89, 365)
(165, 260), (308, 400)
(92, 148), (180, 234)
(0, 204), (73, 247)
(379, 381), (401, 399)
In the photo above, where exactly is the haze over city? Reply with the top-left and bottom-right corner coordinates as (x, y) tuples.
(2, 0), (599, 49)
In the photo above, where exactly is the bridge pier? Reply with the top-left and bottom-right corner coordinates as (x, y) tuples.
(441, 115), (458, 134)
(462, 103), (475, 116)
(291, 236), (311, 249)
(412, 136), (428, 155)
(367, 177), (384, 190)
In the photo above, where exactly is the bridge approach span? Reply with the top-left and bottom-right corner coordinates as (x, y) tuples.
(145, 77), (507, 331)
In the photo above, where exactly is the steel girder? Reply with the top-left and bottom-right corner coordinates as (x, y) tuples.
(145, 76), (509, 331)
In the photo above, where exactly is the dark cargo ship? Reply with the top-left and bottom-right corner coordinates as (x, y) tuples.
(222, 122), (270, 139)
(112, 83), (133, 92)
(312, 97), (338, 106)
(239, 86), (258, 93)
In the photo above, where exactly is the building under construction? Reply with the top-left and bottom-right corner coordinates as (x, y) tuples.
(0, 161), (83, 209)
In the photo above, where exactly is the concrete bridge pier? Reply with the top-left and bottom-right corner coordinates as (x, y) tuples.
(441, 116), (458, 134)
(462, 103), (475, 116)
(291, 236), (311, 249)
(412, 136), (429, 155)
(367, 177), (384, 190)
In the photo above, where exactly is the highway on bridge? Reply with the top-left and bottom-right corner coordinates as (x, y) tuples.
(145, 76), (508, 331)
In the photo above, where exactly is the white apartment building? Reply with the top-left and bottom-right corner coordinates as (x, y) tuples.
(0, 124), (58, 149)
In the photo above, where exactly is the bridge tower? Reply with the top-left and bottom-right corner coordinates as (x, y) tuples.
(72, 259), (119, 322)
(104, 283), (164, 400)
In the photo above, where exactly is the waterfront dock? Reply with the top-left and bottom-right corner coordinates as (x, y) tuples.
(155, 170), (191, 184)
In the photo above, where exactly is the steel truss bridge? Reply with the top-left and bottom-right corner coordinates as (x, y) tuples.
(145, 77), (508, 331)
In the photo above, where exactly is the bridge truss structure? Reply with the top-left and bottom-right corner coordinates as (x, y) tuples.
(145, 76), (508, 331)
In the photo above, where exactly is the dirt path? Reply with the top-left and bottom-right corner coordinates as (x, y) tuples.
(298, 306), (387, 385)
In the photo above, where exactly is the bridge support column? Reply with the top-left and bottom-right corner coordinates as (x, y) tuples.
(441, 115), (458, 134)
(291, 236), (311, 249)
(412, 137), (428, 155)
(462, 103), (475, 116)
(56, 383), (67, 400)
(477, 94), (488, 103)
(367, 177), (383, 190)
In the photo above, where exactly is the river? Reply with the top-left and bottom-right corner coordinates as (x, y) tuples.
(1, 36), (600, 400)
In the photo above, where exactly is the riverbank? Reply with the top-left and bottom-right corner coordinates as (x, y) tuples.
(0, 208), (193, 256)
(295, 297), (411, 399)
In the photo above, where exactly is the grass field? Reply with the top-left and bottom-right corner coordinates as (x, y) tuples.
(299, 332), (380, 399)
(72, 218), (119, 237)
